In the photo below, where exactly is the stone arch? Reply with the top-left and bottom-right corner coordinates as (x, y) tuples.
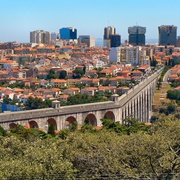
(65, 116), (78, 129)
(29, 120), (39, 129)
(9, 123), (17, 129)
(65, 116), (77, 125)
(47, 118), (57, 130)
(104, 111), (115, 121)
(84, 113), (97, 126)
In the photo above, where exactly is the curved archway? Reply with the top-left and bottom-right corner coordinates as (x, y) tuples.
(9, 123), (17, 129)
(84, 114), (97, 126)
(66, 116), (77, 124)
(65, 116), (78, 130)
(104, 111), (115, 121)
(29, 120), (39, 129)
(47, 118), (57, 130)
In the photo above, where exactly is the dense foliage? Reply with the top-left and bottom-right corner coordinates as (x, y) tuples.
(60, 93), (107, 106)
(159, 103), (176, 115)
(0, 117), (179, 179)
(167, 90), (180, 101)
(167, 90), (180, 106)
(25, 97), (52, 110)
(171, 81), (180, 88)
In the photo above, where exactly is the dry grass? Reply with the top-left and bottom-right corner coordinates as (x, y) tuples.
(153, 83), (171, 106)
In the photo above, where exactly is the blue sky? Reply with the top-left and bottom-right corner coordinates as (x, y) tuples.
(0, 0), (180, 42)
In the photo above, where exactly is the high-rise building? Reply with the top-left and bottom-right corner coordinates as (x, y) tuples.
(177, 36), (180, 47)
(30, 30), (51, 44)
(158, 25), (177, 46)
(78, 35), (95, 47)
(128, 26), (146, 46)
(51, 32), (60, 43)
(110, 34), (121, 47)
(59, 27), (77, 40)
(103, 26), (116, 47)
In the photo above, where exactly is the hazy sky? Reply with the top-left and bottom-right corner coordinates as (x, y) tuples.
(0, 0), (180, 42)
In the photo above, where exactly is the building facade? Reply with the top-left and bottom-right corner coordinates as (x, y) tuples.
(128, 26), (146, 46)
(109, 47), (121, 63)
(176, 36), (180, 47)
(103, 26), (116, 47)
(30, 30), (51, 44)
(51, 32), (60, 43)
(158, 25), (177, 46)
(78, 35), (95, 47)
(110, 34), (121, 47)
(59, 27), (77, 40)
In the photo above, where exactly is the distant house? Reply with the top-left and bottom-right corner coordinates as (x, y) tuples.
(117, 86), (130, 94)
(137, 65), (151, 73)
(50, 79), (67, 88)
(81, 87), (98, 96)
(92, 78), (100, 87)
(63, 87), (80, 96)
(131, 70), (143, 77)
(67, 79), (78, 88)
(98, 86), (116, 94)
(59, 94), (69, 102)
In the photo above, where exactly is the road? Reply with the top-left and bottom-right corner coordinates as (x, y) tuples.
(163, 69), (171, 82)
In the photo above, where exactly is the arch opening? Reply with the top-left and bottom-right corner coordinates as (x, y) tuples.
(9, 123), (17, 129)
(29, 120), (39, 129)
(47, 118), (57, 130)
(65, 116), (78, 130)
(84, 114), (97, 126)
(104, 111), (115, 121)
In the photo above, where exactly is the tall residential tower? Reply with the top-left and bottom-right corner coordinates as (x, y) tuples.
(103, 26), (116, 47)
(128, 26), (146, 46)
(158, 25), (177, 46)
(30, 30), (51, 44)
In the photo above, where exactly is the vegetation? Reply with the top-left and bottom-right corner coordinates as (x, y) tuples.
(101, 118), (150, 135)
(159, 103), (176, 115)
(60, 93), (107, 106)
(59, 70), (67, 79)
(167, 90), (180, 106)
(0, 82), (25, 88)
(72, 69), (85, 79)
(171, 81), (180, 88)
(25, 97), (52, 110)
(0, 117), (179, 179)
(47, 69), (58, 80)
(3, 97), (19, 105)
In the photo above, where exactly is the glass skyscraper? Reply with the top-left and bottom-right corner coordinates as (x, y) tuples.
(103, 26), (116, 47)
(158, 25), (177, 46)
(110, 34), (121, 47)
(128, 26), (146, 46)
(59, 27), (77, 40)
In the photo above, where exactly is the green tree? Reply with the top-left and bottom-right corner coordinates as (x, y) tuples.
(167, 104), (176, 113)
(59, 128), (70, 139)
(3, 97), (12, 104)
(48, 123), (56, 136)
(47, 69), (56, 79)
(72, 69), (84, 79)
(0, 126), (7, 136)
(59, 70), (67, 79)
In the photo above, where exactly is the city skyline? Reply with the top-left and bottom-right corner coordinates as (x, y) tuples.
(0, 0), (180, 42)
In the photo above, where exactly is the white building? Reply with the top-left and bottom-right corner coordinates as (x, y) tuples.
(110, 47), (121, 63)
